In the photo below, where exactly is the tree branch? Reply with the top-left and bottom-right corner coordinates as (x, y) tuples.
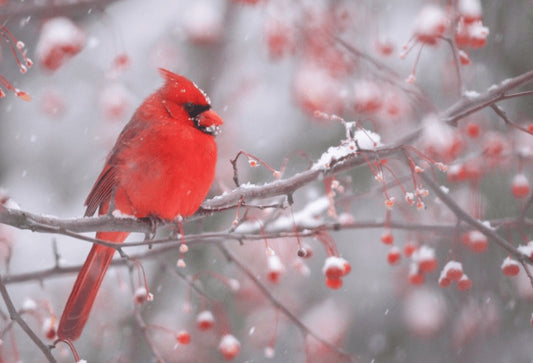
(216, 243), (357, 362)
(442, 69), (533, 126)
(0, 277), (56, 362)
(0, 0), (120, 20)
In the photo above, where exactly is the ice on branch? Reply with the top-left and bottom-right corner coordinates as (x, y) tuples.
(111, 209), (134, 218)
(463, 90), (480, 99)
(312, 129), (381, 170)
(517, 241), (533, 260)
(22, 298), (37, 312)
(245, 196), (329, 233)
(0, 194), (20, 210)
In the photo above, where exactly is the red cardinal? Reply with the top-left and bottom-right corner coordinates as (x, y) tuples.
(57, 69), (223, 341)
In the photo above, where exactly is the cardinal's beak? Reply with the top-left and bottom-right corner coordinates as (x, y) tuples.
(197, 109), (223, 135)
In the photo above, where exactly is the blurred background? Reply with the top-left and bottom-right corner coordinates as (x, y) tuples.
(1, 0), (533, 362)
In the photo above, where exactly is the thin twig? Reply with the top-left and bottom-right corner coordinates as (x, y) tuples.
(0, 277), (56, 362)
(443, 69), (533, 126)
(0, 0), (119, 20)
(419, 172), (524, 259)
(216, 243), (357, 362)
(133, 309), (167, 363)
(490, 103), (533, 134)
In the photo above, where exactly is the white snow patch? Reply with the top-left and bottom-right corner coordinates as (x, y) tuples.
(411, 245), (435, 264)
(111, 209), (134, 218)
(440, 260), (463, 279)
(458, 0), (482, 19)
(414, 5), (448, 38)
(312, 129), (381, 170)
(518, 241), (533, 258)
(463, 90), (480, 99)
(267, 255), (285, 274)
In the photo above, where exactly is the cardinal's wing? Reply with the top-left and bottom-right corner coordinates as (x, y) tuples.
(84, 118), (149, 217)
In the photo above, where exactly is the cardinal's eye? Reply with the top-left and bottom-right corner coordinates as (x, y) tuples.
(183, 102), (210, 118)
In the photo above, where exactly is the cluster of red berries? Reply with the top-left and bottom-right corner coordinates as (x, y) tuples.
(322, 256), (352, 289)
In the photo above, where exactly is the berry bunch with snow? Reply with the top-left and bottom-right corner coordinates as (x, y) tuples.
(322, 256), (351, 289)
(36, 17), (86, 71)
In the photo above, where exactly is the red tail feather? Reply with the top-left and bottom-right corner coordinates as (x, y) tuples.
(57, 231), (128, 341)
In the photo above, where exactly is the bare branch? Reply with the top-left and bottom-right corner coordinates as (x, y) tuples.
(216, 244), (357, 362)
(0, 277), (56, 362)
(419, 172), (525, 259)
(0, 0), (119, 20)
(442, 69), (533, 126)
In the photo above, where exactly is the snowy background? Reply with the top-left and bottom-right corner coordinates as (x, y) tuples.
(1, 0), (533, 362)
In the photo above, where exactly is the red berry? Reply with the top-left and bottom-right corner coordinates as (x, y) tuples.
(408, 264), (425, 285)
(325, 276), (343, 289)
(459, 50), (471, 65)
(511, 174), (530, 199)
(413, 5), (449, 45)
(458, 0), (482, 23)
(353, 80), (383, 114)
(466, 122), (480, 138)
(42, 317), (56, 340)
(342, 260), (352, 275)
(36, 17), (86, 71)
(176, 330), (191, 345)
(457, 275), (472, 291)
(134, 287), (148, 304)
(439, 275), (451, 288)
(196, 310), (215, 331)
(218, 334), (241, 361)
(467, 230), (488, 253)
(467, 21), (489, 49)
(266, 255), (285, 284)
(381, 231), (394, 245)
(408, 272), (424, 285)
(403, 242), (417, 257)
(412, 245), (437, 273)
(375, 38), (394, 56)
(443, 261), (464, 281)
(387, 247), (401, 265)
(322, 256), (350, 279)
(501, 257), (520, 276)
(419, 258), (438, 273)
